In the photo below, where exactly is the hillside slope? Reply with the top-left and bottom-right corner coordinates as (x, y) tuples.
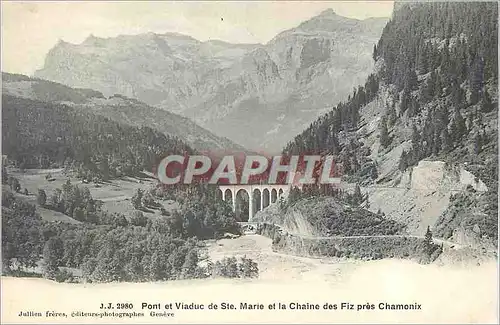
(253, 196), (406, 237)
(2, 73), (246, 153)
(282, 2), (498, 247)
(1, 94), (194, 179)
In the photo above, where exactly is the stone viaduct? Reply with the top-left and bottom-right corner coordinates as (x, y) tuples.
(217, 184), (291, 222)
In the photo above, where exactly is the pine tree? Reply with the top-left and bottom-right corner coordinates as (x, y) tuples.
(418, 44), (429, 74)
(434, 72), (443, 97)
(42, 238), (62, 279)
(37, 189), (47, 207)
(50, 188), (62, 210)
(81, 258), (97, 282)
(441, 128), (453, 153)
(379, 116), (390, 148)
(469, 56), (484, 105)
(452, 108), (467, 141)
(481, 88), (493, 113)
(352, 184), (363, 206)
(370, 163), (379, 180)
(124, 256), (142, 282)
(440, 38), (451, 68)
(113, 213), (129, 227)
(436, 104), (449, 127)
(451, 81), (466, 109)
(74, 207), (85, 221)
(387, 103), (397, 126)
(411, 124), (420, 146)
(180, 249), (199, 279)
(408, 96), (419, 118)
(2, 166), (8, 184)
(8, 176), (20, 193)
(131, 189), (143, 210)
(399, 151), (408, 171)
(98, 157), (110, 181)
(240, 256), (259, 278)
(423, 70), (436, 102)
(400, 89), (411, 114)
(130, 211), (148, 227)
(215, 256), (239, 278)
(91, 243), (122, 282)
(433, 130), (442, 155)
(410, 124), (422, 161)
(473, 132), (483, 154)
(406, 68), (418, 91)
(423, 226), (434, 256)
(287, 186), (302, 204)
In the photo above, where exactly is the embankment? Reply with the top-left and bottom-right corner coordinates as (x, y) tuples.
(257, 223), (441, 263)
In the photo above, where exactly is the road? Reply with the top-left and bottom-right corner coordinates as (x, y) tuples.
(237, 222), (463, 249)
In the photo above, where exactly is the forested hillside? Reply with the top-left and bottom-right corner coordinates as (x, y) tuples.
(1, 73), (246, 153)
(282, 2), (498, 244)
(2, 95), (194, 180)
(1, 83), (254, 283)
(2, 186), (253, 282)
(376, 2), (497, 175)
(285, 2), (497, 170)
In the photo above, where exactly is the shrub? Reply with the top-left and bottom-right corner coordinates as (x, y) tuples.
(211, 256), (259, 279)
(55, 269), (76, 283)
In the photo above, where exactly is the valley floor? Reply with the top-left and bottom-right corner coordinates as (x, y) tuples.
(2, 234), (498, 324)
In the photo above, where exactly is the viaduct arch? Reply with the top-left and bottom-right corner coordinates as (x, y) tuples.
(218, 184), (290, 222)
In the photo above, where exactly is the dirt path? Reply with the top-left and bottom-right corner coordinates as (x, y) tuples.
(297, 233), (463, 248)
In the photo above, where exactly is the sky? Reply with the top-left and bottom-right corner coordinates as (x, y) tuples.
(1, 1), (394, 76)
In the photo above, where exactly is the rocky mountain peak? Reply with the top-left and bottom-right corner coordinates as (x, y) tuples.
(35, 10), (387, 152)
(290, 8), (386, 36)
(317, 8), (338, 17)
(85, 33), (99, 41)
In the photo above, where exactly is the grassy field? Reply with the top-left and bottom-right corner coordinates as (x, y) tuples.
(7, 168), (179, 222)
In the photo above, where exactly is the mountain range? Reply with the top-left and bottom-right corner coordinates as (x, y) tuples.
(34, 9), (388, 152)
